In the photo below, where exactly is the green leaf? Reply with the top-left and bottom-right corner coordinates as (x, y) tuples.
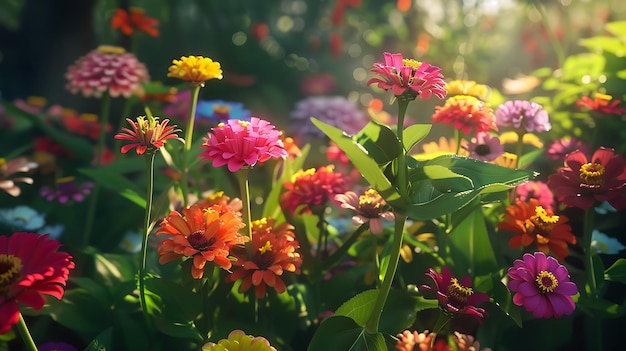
(354, 121), (401, 165)
(605, 258), (626, 284)
(518, 148), (545, 169)
(447, 206), (498, 276)
(85, 328), (113, 351)
(606, 20), (626, 39)
(579, 36), (626, 57)
(422, 164), (473, 193)
(489, 276), (522, 327)
(402, 124), (432, 153)
(307, 315), (387, 351)
(577, 296), (626, 318)
(79, 167), (146, 208)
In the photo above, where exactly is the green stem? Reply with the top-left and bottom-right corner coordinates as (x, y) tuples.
(319, 224), (369, 279)
(365, 213), (406, 334)
(82, 92), (111, 246)
(139, 152), (156, 329)
(180, 85), (201, 207)
(454, 128), (462, 155)
(16, 313), (38, 351)
(396, 99), (410, 202)
(237, 167), (254, 258)
(510, 129), (525, 203)
(582, 208), (597, 298)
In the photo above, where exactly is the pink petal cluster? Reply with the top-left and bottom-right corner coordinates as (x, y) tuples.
(200, 117), (288, 172)
(367, 52), (447, 100)
(507, 252), (577, 318)
(0, 157), (38, 197)
(65, 45), (150, 98)
(335, 188), (394, 234)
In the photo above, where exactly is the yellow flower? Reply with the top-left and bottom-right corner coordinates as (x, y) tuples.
(499, 131), (544, 148)
(202, 330), (276, 351)
(445, 80), (490, 100)
(167, 55), (223, 87)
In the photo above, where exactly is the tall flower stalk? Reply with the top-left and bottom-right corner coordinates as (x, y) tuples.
(16, 314), (38, 351)
(179, 85), (201, 207)
(236, 167), (254, 258)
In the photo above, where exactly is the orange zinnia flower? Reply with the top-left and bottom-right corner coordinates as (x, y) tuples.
(110, 7), (159, 37)
(497, 198), (576, 261)
(156, 204), (247, 278)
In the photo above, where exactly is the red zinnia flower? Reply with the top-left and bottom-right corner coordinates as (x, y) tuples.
(280, 165), (349, 215)
(576, 93), (626, 116)
(497, 198), (576, 261)
(367, 52), (447, 101)
(0, 232), (75, 334)
(420, 266), (489, 323)
(115, 115), (183, 155)
(547, 147), (626, 210)
(226, 218), (302, 298)
(156, 204), (247, 278)
(110, 7), (159, 37)
(432, 95), (497, 135)
(61, 113), (111, 140)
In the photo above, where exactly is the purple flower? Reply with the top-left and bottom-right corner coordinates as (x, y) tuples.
(515, 180), (555, 210)
(39, 177), (94, 203)
(39, 342), (78, 351)
(463, 132), (504, 162)
(507, 252), (577, 319)
(545, 136), (590, 161)
(495, 100), (551, 133)
(290, 96), (369, 141)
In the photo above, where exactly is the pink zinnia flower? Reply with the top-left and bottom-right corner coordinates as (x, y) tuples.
(547, 147), (626, 210)
(335, 188), (395, 234)
(507, 252), (577, 318)
(280, 165), (349, 215)
(515, 180), (555, 210)
(115, 116), (183, 155)
(463, 132), (504, 162)
(0, 157), (37, 197)
(200, 117), (288, 172)
(367, 52), (447, 100)
(420, 266), (489, 323)
(545, 137), (590, 161)
(495, 100), (551, 133)
(65, 45), (150, 98)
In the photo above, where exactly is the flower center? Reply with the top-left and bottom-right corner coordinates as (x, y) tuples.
(213, 105), (231, 120)
(447, 277), (473, 303)
(401, 58), (422, 69)
(580, 162), (605, 188)
(474, 144), (491, 156)
(535, 271), (558, 293)
(0, 254), (23, 296)
(357, 189), (385, 218)
(258, 240), (273, 254)
(187, 231), (215, 251)
(96, 45), (126, 55)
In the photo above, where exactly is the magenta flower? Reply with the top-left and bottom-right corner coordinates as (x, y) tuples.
(545, 137), (590, 161)
(290, 96), (368, 141)
(463, 132), (504, 162)
(65, 45), (150, 98)
(39, 177), (94, 204)
(420, 266), (489, 323)
(495, 100), (551, 133)
(507, 252), (577, 318)
(335, 188), (395, 234)
(367, 52), (447, 100)
(200, 117), (288, 172)
(515, 180), (555, 210)
(547, 147), (626, 210)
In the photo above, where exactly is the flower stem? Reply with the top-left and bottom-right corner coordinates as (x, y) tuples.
(237, 167), (254, 258)
(17, 313), (38, 351)
(138, 152), (156, 329)
(396, 99), (410, 202)
(582, 207), (597, 297)
(82, 92), (111, 246)
(180, 85), (201, 207)
(365, 213), (406, 334)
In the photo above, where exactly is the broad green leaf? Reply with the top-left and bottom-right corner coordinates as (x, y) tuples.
(518, 148), (545, 169)
(579, 36), (626, 57)
(487, 275), (522, 327)
(447, 206), (498, 276)
(422, 164), (473, 193)
(354, 121), (401, 165)
(79, 167), (146, 208)
(307, 315), (386, 351)
(604, 258), (626, 284)
(153, 318), (204, 342)
(402, 124), (431, 153)
(85, 328), (113, 351)
(606, 21), (626, 38)
(577, 296), (626, 318)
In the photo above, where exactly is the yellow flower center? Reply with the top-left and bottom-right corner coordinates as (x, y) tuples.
(535, 271), (558, 293)
(207, 191), (225, 201)
(358, 189), (385, 218)
(80, 113), (98, 122)
(97, 45), (126, 55)
(26, 96), (47, 107)
(0, 158), (6, 170)
(595, 93), (612, 102)
(259, 241), (273, 254)
(580, 162), (605, 188)
(0, 254), (23, 296)
(237, 120), (250, 127)
(214, 105), (230, 115)
(401, 58), (422, 69)
(534, 206), (559, 224)
(57, 176), (76, 184)
(447, 277), (473, 303)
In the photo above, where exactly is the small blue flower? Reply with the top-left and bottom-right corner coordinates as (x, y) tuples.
(119, 230), (143, 253)
(0, 205), (46, 231)
(38, 223), (65, 240)
(595, 201), (617, 215)
(591, 230), (626, 255)
(196, 100), (251, 124)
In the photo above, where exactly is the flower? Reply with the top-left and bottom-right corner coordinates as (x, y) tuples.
(431, 95), (497, 135)
(65, 45), (150, 98)
(515, 180), (555, 210)
(299, 73), (337, 96)
(39, 342), (79, 351)
(155, 204), (246, 278)
(545, 137), (589, 161)
(0, 232), (75, 334)
(201, 330), (277, 351)
(335, 188), (395, 234)
(167, 55), (223, 87)
(226, 218), (302, 298)
(118, 230), (143, 253)
(196, 100), (251, 124)
(194, 191), (243, 216)
(163, 90), (192, 120)
(395, 329), (435, 351)
(280, 165), (349, 215)
(498, 131), (544, 149)
(445, 80), (490, 100)
(114, 115), (183, 155)
(507, 252), (577, 318)
(326, 141), (351, 165)
(290, 96), (369, 141)
(576, 93), (625, 116)
(0, 157), (37, 197)
(0, 206), (45, 231)
(547, 147), (626, 210)
(200, 117), (288, 172)
(110, 7), (159, 37)
(61, 113), (111, 140)
(495, 100), (551, 133)
(453, 332), (492, 351)
(420, 266), (489, 322)
(39, 176), (94, 204)
(395, 329), (491, 351)
(463, 132), (504, 162)
(367, 52), (447, 100)
(497, 198), (576, 261)
(591, 230), (626, 255)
